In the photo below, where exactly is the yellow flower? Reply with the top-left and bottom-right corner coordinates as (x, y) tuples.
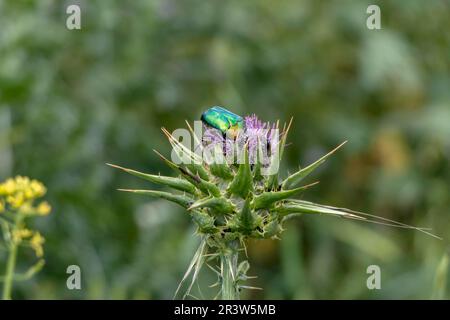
(0, 178), (16, 196)
(0, 199), (4, 213)
(36, 201), (51, 216)
(30, 232), (45, 258)
(30, 180), (46, 198)
(19, 202), (33, 214)
(12, 228), (33, 244)
(25, 188), (34, 199)
(0, 176), (49, 213)
(7, 193), (26, 208)
(0, 176), (46, 198)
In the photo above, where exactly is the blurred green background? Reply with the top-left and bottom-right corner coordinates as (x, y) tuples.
(0, 0), (449, 299)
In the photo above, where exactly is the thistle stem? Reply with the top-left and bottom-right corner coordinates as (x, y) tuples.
(221, 241), (240, 300)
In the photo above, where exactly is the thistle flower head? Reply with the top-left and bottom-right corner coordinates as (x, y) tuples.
(244, 114), (278, 165)
(110, 109), (439, 299)
(201, 113), (278, 168)
(202, 124), (233, 155)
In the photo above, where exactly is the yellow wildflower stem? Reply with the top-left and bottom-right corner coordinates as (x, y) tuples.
(2, 240), (17, 300)
(2, 215), (23, 300)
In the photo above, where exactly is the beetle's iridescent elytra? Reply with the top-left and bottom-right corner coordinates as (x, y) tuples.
(201, 106), (244, 139)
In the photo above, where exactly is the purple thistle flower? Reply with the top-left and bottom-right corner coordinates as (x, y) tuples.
(202, 114), (279, 167)
(244, 114), (278, 165)
(202, 125), (233, 162)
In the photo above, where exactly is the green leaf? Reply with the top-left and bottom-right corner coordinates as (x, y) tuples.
(162, 127), (210, 181)
(227, 144), (253, 198)
(252, 182), (318, 210)
(281, 141), (347, 190)
(190, 210), (218, 234)
(252, 161), (263, 182)
(118, 189), (193, 208)
(210, 163), (234, 180)
(186, 163), (210, 182)
(204, 143), (233, 180)
(107, 163), (196, 194)
(235, 197), (261, 234)
(153, 149), (182, 171)
(265, 174), (279, 191)
(153, 150), (219, 196)
(263, 219), (282, 239)
(162, 127), (202, 164)
(276, 200), (442, 240)
(188, 196), (235, 215)
(275, 199), (364, 220)
(181, 167), (221, 197)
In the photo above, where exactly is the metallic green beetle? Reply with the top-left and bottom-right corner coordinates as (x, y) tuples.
(201, 106), (244, 139)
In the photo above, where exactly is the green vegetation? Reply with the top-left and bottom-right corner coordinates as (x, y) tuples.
(0, 0), (448, 299)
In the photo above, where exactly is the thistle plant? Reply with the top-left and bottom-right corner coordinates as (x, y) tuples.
(109, 110), (438, 300)
(0, 176), (51, 300)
